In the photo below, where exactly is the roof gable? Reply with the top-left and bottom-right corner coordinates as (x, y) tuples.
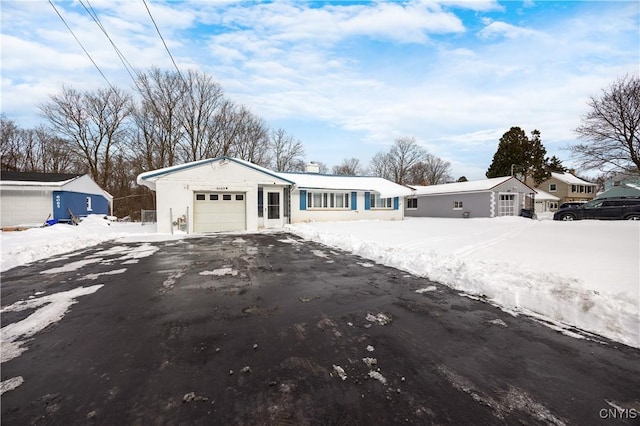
(137, 156), (295, 190)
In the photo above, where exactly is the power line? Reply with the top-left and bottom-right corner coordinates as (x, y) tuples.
(48, 0), (116, 91)
(141, 0), (186, 83)
(78, 0), (141, 88)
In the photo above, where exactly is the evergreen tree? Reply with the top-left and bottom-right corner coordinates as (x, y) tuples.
(486, 126), (551, 185)
(547, 155), (567, 172)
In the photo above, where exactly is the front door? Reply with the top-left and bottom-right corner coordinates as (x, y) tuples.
(264, 190), (282, 228)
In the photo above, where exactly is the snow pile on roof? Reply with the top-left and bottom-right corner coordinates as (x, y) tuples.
(280, 172), (412, 198)
(410, 176), (516, 196)
(136, 156), (411, 197)
(551, 172), (595, 185)
(533, 188), (559, 201)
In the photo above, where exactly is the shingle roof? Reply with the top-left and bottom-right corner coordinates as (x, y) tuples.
(0, 171), (82, 183)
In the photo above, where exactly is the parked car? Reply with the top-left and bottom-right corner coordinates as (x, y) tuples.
(553, 197), (640, 221)
(558, 202), (585, 209)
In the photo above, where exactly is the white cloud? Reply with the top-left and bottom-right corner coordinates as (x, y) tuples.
(477, 20), (541, 39)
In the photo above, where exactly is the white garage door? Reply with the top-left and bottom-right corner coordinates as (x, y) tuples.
(194, 192), (246, 232)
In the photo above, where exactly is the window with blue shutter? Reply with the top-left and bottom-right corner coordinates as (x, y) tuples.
(393, 197), (399, 210)
(364, 192), (371, 210)
(300, 190), (307, 210)
(351, 191), (357, 210)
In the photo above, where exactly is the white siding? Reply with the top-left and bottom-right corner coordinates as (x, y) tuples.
(152, 160), (290, 234)
(1, 189), (53, 227)
(290, 191), (404, 223)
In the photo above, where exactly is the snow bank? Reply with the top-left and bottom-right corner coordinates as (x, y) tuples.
(287, 218), (640, 348)
(0, 216), (158, 272)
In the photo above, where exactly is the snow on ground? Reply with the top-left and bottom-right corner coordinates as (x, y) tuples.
(287, 216), (640, 349)
(1, 214), (639, 351)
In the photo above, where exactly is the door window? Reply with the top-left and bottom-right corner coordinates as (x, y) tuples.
(268, 192), (280, 219)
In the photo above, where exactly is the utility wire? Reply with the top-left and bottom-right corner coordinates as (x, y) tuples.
(141, 0), (186, 84)
(48, 0), (116, 91)
(79, 0), (141, 89)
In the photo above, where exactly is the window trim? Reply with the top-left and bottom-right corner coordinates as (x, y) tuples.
(549, 183), (557, 192)
(370, 193), (393, 209)
(453, 200), (463, 210)
(306, 191), (350, 210)
(407, 198), (418, 209)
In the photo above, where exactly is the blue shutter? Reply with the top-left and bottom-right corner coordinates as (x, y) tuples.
(393, 197), (399, 210)
(364, 192), (371, 210)
(351, 192), (357, 210)
(300, 190), (307, 210)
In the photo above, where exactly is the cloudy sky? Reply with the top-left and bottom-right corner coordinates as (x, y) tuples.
(1, 0), (638, 179)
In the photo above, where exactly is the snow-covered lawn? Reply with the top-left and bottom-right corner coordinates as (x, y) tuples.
(1, 215), (638, 349)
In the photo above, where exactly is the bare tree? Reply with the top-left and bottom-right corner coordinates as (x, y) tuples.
(368, 151), (393, 180)
(333, 157), (365, 175)
(134, 68), (185, 169)
(39, 86), (132, 187)
(231, 108), (272, 167)
(370, 137), (428, 184)
(1, 115), (23, 170)
(179, 69), (225, 162)
(408, 154), (452, 185)
(571, 74), (640, 173)
(1, 116), (77, 173)
(270, 128), (305, 172)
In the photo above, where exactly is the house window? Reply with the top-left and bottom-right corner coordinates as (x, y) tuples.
(371, 193), (392, 209)
(549, 202), (558, 210)
(453, 201), (463, 210)
(306, 191), (350, 209)
(258, 187), (264, 218)
(86, 197), (93, 212)
(407, 198), (417, 209)
(549, 184), (557, 192)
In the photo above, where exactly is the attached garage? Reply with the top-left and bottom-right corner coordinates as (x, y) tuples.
(137, 157), (294, 234)
(194, 192), (246, 232)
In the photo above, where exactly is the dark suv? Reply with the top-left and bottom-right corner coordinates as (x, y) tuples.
(553, 197), (640, 221)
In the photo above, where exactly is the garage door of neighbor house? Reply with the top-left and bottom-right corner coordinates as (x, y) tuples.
(498, 193), (517, 216)
(194, 192), (246, 232)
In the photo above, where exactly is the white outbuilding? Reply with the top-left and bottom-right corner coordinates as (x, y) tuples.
(136, 156), (411, 234)
(0, 171), (113, 228)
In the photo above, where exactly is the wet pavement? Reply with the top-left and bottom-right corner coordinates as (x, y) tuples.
(1, 232), (639, 425)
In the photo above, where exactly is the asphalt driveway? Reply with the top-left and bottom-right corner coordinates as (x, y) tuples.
(1, 232), (639, 425)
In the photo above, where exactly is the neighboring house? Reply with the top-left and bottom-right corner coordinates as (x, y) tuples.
(528, 172), (597, 207)
(596, 182), (640, 199)
(532, 188), (560, 214)
(405, 176), (535, 219)
(136, 156), (411, 234)
(602, 173), (640, 192)
(0, 171), (113, 228)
